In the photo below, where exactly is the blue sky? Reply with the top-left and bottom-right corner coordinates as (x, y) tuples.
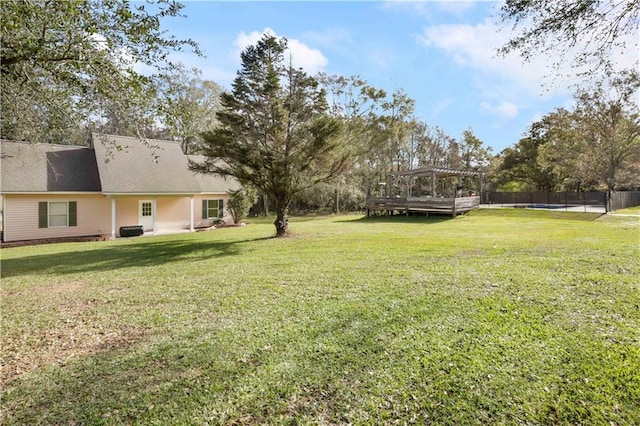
(159, 1), (634, 154)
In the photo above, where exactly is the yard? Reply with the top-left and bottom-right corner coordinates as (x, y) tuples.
(1, 210), (639, 424)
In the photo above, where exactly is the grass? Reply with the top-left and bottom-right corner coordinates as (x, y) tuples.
(614, 205), (640, 215)
(1, 209), (639, 425)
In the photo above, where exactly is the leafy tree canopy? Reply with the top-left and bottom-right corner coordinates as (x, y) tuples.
(1, 0), (200, 143)
(497, 76), (640, 192)
(498, 0), (639, 79)
(155, 64), (223, 154)
(540, 79), (640, 192)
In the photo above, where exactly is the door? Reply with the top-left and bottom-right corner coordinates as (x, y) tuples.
(138, 200), (153, 231)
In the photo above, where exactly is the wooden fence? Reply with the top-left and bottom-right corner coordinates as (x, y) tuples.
(608, 191), (640, 212)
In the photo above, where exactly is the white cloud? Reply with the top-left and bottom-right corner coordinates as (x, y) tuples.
(416, 17), (637, 99)
(480, 100), (519, 119)
(234, 27), (328, 74)
(302, 28), (354, 50)
(368, 48), (397, 70)
(382, 0), (478, 19)
(434, 0), (478, 15)
(429, 97), (454, 117)
(417, 19), (566, 97)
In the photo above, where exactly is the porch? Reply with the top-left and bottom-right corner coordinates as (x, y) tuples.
(107, 194), (226, 239)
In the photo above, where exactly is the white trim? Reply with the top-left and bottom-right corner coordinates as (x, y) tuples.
(0, 191), (100, 195)
(111, 198), (116, 240)
(103, 192), (197, 196)
(152, 197), (157, 236)
(138, 200), (154, 232)
(0, 191), (226, 196)
(189, 196), (194, 232)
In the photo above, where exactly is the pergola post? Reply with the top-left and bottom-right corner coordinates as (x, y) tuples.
(430, 171), (436, 197)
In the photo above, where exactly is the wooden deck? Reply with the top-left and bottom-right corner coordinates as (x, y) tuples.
(366, 196), (480, 217)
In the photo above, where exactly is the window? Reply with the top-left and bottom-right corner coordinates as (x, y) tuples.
(141, 202), (152, 217)
(202, 199), (224, 219)
(49, 202), (68, 226)
(39, 201), (77, 228)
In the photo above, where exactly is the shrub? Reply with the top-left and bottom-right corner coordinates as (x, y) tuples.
(227, 186), (258, 224)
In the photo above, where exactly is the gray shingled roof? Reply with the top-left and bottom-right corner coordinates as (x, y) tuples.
(1, 141), (102, 192)
(188, 155), (241, 193)
(92, 134), (201, 194)
(1, 136), (240, 195)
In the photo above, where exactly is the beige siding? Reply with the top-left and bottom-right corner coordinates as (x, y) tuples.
(3, 194), (111, 242)
(113, 198), (138, 230)
(156, 197), (191, 230)
(3, 193), (234, 242)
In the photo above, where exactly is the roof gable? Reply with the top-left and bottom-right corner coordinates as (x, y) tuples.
(1, 141), (102, 193)
(92, 134), (201, 194)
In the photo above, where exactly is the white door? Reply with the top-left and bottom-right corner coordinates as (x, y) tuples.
(138, 200), (153, 231)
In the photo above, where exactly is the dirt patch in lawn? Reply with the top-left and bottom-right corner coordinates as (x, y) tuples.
(1, 281), (148, 389)
(2, 324), (147, 389)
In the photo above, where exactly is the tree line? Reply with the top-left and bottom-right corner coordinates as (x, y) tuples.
(2, 0), (638, 236)
(492, 74), (640, 193)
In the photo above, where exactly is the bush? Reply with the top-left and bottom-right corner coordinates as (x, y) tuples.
(227, 187), (258, 224)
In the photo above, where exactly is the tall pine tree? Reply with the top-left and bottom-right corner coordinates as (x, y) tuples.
(193, 35), (345, 237)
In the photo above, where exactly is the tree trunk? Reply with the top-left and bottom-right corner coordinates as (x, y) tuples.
(274, 199), (289, 237)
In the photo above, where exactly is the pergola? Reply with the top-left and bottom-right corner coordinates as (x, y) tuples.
(387, 166), (484, 198)
(366, 166), (484, 217)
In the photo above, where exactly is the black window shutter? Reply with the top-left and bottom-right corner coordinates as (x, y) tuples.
(219, 199), (224, 218)
(38, 202), (48, 228)
(68, 201), (77, 226)
(202, 200), (208, 219)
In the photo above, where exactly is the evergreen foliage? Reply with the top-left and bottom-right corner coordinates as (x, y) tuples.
(194, 35), (346, 236)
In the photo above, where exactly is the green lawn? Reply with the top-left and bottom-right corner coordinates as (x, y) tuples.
(614, 205), (640, 215)
(1, 210), (639, 425)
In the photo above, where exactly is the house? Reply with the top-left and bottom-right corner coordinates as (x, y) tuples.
(0, 134), (240, 243)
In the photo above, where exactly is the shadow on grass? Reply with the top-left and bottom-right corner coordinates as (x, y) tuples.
(3, 302), (395, 424)
(2, 336), (240, 424)
(1, 235), (273, 278)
